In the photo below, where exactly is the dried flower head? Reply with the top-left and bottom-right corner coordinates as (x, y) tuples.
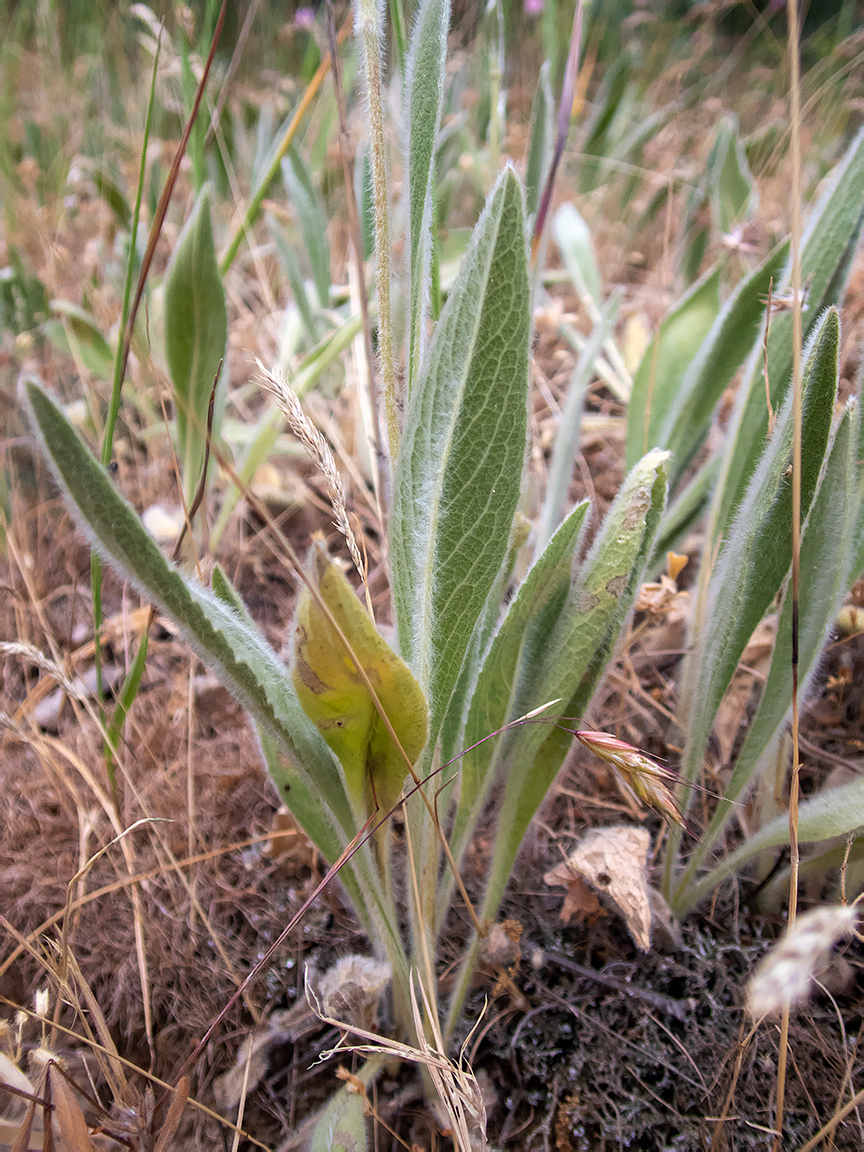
(575, 730), (688, 830)
(747, 904), (858, 1018)
(317, 955), (392, 1033)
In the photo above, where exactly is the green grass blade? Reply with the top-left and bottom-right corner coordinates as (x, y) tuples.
(164, 184), (228, 506)
(390, 167), (530, 751)
(525, 59), (553, 224)
(404, 0), (451, 390)
(281, 149), (331, 310)
(269, 213), (321, 344)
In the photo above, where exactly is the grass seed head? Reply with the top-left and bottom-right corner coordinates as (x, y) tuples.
(575, 730), (687, 829)
(747, 904), (858, 1018)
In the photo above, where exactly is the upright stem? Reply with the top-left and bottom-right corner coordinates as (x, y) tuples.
(354, 0), (400, 459)
(774, 0), (804, 1146)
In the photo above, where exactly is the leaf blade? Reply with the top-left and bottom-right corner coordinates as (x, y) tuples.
(390, 167), (531, 752)
(163, 185), (227, 505)
(404, 0), (451, 388)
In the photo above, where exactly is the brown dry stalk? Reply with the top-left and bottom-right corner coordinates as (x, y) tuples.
(775, 0), (805, 1146)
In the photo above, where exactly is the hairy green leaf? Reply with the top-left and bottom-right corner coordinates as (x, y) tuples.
(448, 501), (589, 877)
(708, 114), (756, 235)
(43, 301), (113, 380)
(675, 403), (858, 912)
(553, 202), (602, 305)
(710, 127), (864, 538)
(481, 449), (669, 920)
(390, 167), (530, 752)
(22, 380), (355, 845)
(404, 0), (450, 388)
(677, 308), (840, 808)
(684, 769), (864, 911)
(661, 241), (790, 483)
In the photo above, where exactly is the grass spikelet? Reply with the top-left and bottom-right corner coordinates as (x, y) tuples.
(574, 730), (689, 831)
(256, 361), (364, 580)
(0, 641), (86, 701)
(747, 904), (858, 1019)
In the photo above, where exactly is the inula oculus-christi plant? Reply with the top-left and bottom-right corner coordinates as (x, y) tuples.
(18, 0), (864, 1145)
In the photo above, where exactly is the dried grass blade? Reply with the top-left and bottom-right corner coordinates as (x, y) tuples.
(49, 1068), (92, 1152)
(153, 1077), (190, 1152)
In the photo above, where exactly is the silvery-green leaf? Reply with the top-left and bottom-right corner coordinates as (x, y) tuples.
(674, 402), (858, 913)
(683, 768), (864, 912)
(708, 114), (756, 235)
(24, 382), (412, 963)
(22, 380), (353, 842)
(163, 184), (227, 505)
(43, 300), (113, 380)
(390, 168), (530, 753)
(710, 127), (864, 539)
(660, 241), (789, 483)
(404, 0), (451, 387)
(481, 449), (669, 921)
(446, 500), (589, 891)
(552, 202), (602, 305)
(676, 308), (840, 812)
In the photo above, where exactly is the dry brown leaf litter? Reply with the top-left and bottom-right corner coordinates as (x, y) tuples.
(545, 826), (653, 951)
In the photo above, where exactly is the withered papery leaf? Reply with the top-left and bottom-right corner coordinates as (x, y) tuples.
(562, 826), (652, 951)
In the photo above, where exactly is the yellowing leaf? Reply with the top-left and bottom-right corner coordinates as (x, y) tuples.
(292, 541), (428, 821)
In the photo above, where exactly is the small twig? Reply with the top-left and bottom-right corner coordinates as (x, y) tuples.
(546, 952), (690, 1021)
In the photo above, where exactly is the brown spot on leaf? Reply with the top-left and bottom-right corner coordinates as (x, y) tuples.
(622, 488), (650, 532)
(606, 574), (627, 597)
(576, 590), (600, 613)
(294, 656), (329, 695)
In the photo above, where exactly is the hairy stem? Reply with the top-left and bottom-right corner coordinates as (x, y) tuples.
(354, 0), (400, 458)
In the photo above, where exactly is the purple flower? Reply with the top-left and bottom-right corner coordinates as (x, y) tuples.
(294, 7), (315, 29)
(524, 0), (544, 14)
